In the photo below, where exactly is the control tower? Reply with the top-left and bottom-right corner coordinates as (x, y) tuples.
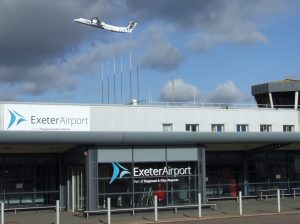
(252, 79), (300, 109)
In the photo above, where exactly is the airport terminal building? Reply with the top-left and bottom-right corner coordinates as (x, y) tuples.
(1, 79), (300, 213)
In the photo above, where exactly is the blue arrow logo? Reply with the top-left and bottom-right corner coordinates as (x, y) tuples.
(109, 162), (130, 184)
(7, 110), (26, 129)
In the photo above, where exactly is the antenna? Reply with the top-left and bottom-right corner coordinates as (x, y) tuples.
(137, 66), (140, 102)
(129, 51), (132, 101)
(101, 64), (104, 104)
(114, 56), (116, 104)
(172, 77), (175, 102)
(193, 86), (196, 104)
(107, 60), (110, 104)
(120, 56), (123, 104)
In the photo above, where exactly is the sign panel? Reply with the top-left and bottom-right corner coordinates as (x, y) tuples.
(3, 104), (90, 131)
(109, 162), (192, 184)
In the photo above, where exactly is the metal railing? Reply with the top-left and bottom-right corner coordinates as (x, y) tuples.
(137, 101), (297, 110)
(0, 190), (59, 207)
(206, 181), (300, 199)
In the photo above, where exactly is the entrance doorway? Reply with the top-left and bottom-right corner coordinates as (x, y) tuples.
(67, 167), (84, 212)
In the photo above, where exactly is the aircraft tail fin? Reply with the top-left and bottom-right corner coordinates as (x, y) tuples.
(126, 21), (138, 33)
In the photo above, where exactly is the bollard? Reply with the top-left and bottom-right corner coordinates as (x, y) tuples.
(56, 200), (60, 224)
(107, 198), (111, 224)
(198, 193), (202, 218)
(277, 189), (280, 213)
(239, 191), (242, 216)
(293, 189), (296, 199)
(154, 195), (158, 222)
(1, 202), (4, 224)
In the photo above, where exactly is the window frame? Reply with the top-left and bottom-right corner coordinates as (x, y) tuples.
(162, 123), (173, 132)
(283, 125), (294, 132)
(260, 124), (272, 132)
(185, 124), (199, 132)
(236, 124), (249, 132)
(211, 124), (225, 132)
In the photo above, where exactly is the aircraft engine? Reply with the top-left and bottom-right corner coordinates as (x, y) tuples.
(91, 17), (99, 25)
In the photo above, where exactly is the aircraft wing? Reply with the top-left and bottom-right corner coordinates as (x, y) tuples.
(74, 18), (99, 27)
(74, 17), (137, 33)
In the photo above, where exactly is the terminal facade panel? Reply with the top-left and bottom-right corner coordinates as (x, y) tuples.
(84, 146), (205, 211)
(1, 80), (300, 212)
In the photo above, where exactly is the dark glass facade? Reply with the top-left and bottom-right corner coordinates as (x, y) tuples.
(3, 147), (300, 211)
(206, 151), (300, 198)
(0, 154), (59, 207)
(94, 146), (204, 210)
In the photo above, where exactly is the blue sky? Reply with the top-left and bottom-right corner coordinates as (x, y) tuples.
(0, 0), (300, 104)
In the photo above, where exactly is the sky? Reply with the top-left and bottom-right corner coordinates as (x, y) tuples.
(0, 0), (300, 104)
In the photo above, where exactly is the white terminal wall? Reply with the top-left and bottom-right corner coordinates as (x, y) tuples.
(91, 105), (298, 132)
(0, 103), (299, 132)
(0, 105), (3, 131)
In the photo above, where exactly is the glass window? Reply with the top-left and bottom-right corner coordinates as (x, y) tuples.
(97, 161), (132, 208)
(98, 148), (132, 162)
(247, 154), (267, 183)
(134, 147), (165, 162)
(97, 158), (199, 208)
(98, 162), (132, 179)
(237, 124), (249, 132)
(206, 152), (243, 198)
(260, 124), (272, 132)
(133, 161), (197, 206)
(1, 155), (59, 207)
(167, 147), (198, 161)
(186, 124), (199, 132)
(162, 123), (173, 132)
(98, 192), (133, 209)
(206, 152), (219, 185)
(288, 152), (300, 181)
(133, 162), (167, 191)
(218, 154), (243, 184)
(283, 125), (294, 132)
(269, 152), (287, 182)
(211, 124), (224, 132)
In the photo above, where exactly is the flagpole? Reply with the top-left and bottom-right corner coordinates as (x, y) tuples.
(114, 56), (116, 104)
(107, 60), (110, 104)
(101, 64), (104, 104)
(120, 56), (123, 104)
(137, 66), (140, 103)
(129, 51), (132, 101)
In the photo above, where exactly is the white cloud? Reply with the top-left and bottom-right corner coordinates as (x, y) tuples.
(139, 26), (184, 72)
(127, 0), (286, 52)
(160, 79), (200, 102)
(160, 79), (253, 104)
(187, 30), (268, 52)
(0, 0), (294, 101)
(141, 41), (183, 72)
(207, 80), (247, 103)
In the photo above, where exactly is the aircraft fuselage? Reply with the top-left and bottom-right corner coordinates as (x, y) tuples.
(74, 17), (137, 33)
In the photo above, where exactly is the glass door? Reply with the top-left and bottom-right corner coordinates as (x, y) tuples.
(67, 167), (84, 212)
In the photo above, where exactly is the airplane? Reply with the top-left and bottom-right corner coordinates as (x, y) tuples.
(74, 17), (137, 33)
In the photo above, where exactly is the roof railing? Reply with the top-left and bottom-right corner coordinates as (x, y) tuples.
(137, 101), (297, 109)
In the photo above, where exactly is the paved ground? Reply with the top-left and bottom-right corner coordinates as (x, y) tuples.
(4, 197), (300, 224)
(160, 213), (300, 224)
